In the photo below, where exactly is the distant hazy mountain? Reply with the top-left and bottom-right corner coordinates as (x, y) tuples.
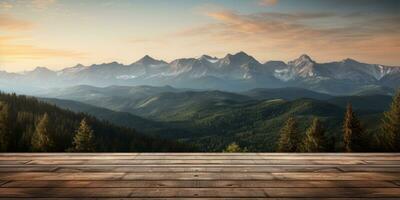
(39, 84), (392, 120)
(242, 87), (332, 100)
(327, 95), (393, 111)
(2, 52), (399, 95)
(41, 97), (164, 130)
(351, 85), (395, 96)
(40, 97), (194, 138)
(39, 85), (182, 102)
(39, 85), (253, 120)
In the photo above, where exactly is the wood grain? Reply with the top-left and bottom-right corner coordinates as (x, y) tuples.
(0, 153), (399, 198)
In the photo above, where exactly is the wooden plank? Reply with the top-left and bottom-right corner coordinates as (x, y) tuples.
(271, 172), (400, 180)
(52, 165), (341, 173)
(338, 166), (400, 172)
(26, 159), (262, 165)
(25, 159), (372, 165)
(1, 172), (399, 181)
(0, 166), (58, 172)
(3, 155), (400, 161)
(0, 180), (7, 186)
(263, 188), (400, 198)
(254, 159), (366, 165)
(121, 172), (275, 180)
(0, 188), (399, 198)
(197, 180), (400, 188)
(0, 188), (133, 198)
(364, 160), (400, 165)
(0, 172), (125, 181)
(0, 153), (399, 199)
(1, 180), (196, 188)
(259, 155), (400, 160)
(2, 180), (397, 188)
(0, 160), (30, 165)
(392, 180), (400, 186)
(119, 172), (400, 180)
(3, 153), (399, 161)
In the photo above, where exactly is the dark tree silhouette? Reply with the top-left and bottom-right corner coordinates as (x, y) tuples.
(343, 103), (365, 152)
(380, 89), (400, 151)
(0, 102), (10, 151)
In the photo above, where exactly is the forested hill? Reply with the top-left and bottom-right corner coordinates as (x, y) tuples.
(0, 92), (193, 152)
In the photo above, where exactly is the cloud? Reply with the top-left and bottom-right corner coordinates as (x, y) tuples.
(0, 35), (86, 60)
(30, 0), (56, 10)
(0, 14), (34, 31)
(191, 10), (334, 38)
(0, 0), (57, 11)
(198, 9), (400, 41)
(171, 9), (400, 65)
(258, 0), (278, 6)
(0, 1), (13, 10)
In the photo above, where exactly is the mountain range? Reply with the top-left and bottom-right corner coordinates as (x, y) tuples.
(2, 52), (399, 95)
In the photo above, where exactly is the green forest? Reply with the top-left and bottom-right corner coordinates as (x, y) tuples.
(226, 90), (400, 153)
(0, 90), (399, 152)
(0, 92), (192, 152)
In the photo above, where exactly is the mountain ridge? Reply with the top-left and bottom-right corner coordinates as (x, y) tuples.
(2, 52), (399, 95)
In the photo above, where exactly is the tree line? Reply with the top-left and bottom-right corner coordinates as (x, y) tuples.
(0, 92), (192, 152)
(0, 90), (398, 153)
(30, 113), (96, 152)
(225, 89), (400, 152)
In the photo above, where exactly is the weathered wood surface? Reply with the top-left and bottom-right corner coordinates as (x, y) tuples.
(0, 153), (399, 199)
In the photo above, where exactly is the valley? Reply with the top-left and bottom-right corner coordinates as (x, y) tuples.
(38, 85), (394, 152)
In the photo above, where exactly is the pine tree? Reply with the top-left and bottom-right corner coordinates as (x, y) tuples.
(277, 116), (300, 152)
(343, 103), (364, 152)
(302, 117), (325, 152)
(380, 89), (400, 151)
(73, 118), (95, 152)
(0, 102), (10, 151)
(31, 113), (55, 152)
(223, 142), (247, 152)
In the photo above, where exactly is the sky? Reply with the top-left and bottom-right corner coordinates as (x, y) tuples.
(0, 0), (399, 72)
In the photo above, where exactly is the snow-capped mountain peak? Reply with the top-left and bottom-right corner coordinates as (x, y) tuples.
(285, 54), (317, 79)
(2, 52), (399, 95)
(220, 51), (260, 66)
(290, 54), (315, 66)
(200, 55), (219, 63)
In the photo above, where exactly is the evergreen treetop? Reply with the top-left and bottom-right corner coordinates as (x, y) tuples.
(343, 103), (364, 152)
(302, 117), (325, 152)
(73, 118), (96, 152)
(277, 116), (300, 152)
(381, 89), (400, 151)
(223, 142), (247, 153)
(31, 113), (55, 152)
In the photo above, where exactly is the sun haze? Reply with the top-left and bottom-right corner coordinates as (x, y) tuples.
(0, 0), (399, 72)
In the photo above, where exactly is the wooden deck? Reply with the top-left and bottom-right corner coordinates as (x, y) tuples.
(0, 153), (399, 199)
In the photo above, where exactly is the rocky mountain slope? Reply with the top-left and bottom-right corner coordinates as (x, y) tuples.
(2, 52), (399, 94)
